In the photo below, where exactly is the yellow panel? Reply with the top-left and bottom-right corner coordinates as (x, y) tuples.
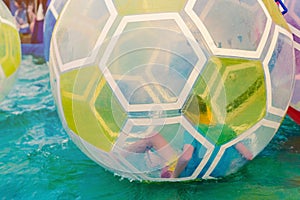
(0, 23), (21, 78)
(60, 67), (100, 133)
(113, 0), (187, 15)
(183, 94), (215, 126)
(60, 66), (126, 152)
(0, 24), (6, 60)
(61, 70), (79, 134)
(10, 25), (21, 70)
(61, 93), (78, 133)
(73, 100), (114, 152)
(262, 0), (291, 32)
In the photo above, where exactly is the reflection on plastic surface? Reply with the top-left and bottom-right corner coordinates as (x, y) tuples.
(49, 0), (295, 182)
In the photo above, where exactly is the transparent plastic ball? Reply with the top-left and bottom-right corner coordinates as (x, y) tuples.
(0, 1), (21, 101)
(49, 0), (295, 182)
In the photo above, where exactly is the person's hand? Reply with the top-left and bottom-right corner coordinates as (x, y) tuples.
(243, 150), (253, 160)
(235, 142), (253, 160)
(160, 166), (173, 178)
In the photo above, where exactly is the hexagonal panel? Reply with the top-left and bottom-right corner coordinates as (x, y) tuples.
(0, 23), (21, 78)
(92, 76), (128, 145)
(208, 122), (277, 178)
(113, 0), (188, 15)
(284, 0), (300, 112)
(114, 122), (185, 178)
(60, 67), (97, 134)
(44, 0), (68, 62)
(183, 56), (266, 137)
(264, 29), (294, 113)
(110, 117), (213, 180)
(60, 66), (127, 152)
(291, 49), (300, 110)
(186, 0), (271, 58)
(100, 16), (207, 113)
(73, 137), (139, 180)
(53, 0), (115, 70)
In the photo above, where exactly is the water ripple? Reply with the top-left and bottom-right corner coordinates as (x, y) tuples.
(0, 56), (55, 116)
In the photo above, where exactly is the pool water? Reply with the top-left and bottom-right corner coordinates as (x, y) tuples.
(0, 56), (300, 199)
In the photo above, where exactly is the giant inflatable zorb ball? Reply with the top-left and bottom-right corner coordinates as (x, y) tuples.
(0, 1), (21, 101)
(49, 0), (295, 182)
(44, 0), (68, 62)
(283, 0), (300, 122)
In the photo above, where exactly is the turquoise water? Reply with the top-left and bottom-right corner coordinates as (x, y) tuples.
(0, 56), (300, 199)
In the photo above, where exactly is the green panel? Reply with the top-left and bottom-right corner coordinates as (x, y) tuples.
(197, 124), (236, 145)
(183, 57), (266, 140)
(219, 58), (263, 105)
(94, 79), (127, 146)
(218, 57), (266, 134)
(113, 0), (187, 15)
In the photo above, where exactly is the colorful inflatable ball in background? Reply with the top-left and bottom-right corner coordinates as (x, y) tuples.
(0, 1), (21, 101)
(43, 0), (68, 63)
(282, 0), (300, 124)
(49, 0), (295, 182)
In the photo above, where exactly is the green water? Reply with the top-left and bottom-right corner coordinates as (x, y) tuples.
(0, 56), (299, 199)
